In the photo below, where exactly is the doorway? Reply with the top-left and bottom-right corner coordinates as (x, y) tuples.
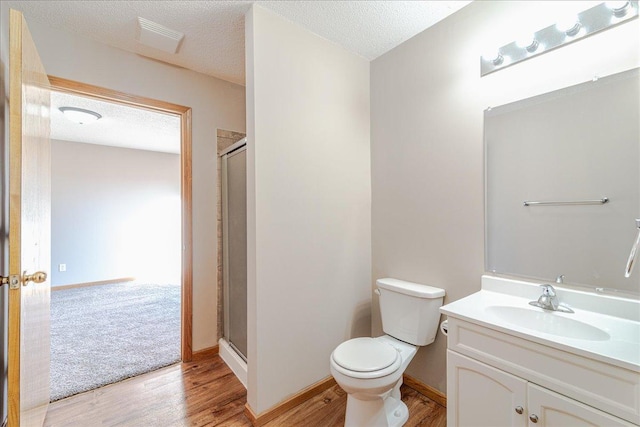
(47, 76), (193, 396)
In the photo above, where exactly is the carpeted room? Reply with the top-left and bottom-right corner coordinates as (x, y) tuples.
(49, 99), (183, 401)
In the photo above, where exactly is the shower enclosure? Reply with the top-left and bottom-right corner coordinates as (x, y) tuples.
(221, 140), (247, 372)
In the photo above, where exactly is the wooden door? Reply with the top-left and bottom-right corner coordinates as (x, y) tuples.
(447, 351), (528, 427)
(7, 8), (51, 427)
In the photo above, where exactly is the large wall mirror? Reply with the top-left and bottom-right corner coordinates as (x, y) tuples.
(485, 67), (639, 296)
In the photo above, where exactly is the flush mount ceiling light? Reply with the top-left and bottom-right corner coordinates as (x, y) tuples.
(481, 1), (639, 76)
(59, 107), (102, 124)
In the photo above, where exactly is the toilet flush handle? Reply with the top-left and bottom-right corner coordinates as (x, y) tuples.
(374, 289), (381, 296)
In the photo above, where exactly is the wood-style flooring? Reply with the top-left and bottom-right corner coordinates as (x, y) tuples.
(44, 354), (446, 427)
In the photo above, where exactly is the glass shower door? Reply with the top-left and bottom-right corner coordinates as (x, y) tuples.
(222, 146), (247, 360)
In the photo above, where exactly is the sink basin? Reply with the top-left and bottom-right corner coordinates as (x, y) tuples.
(486, 306), (610, 341)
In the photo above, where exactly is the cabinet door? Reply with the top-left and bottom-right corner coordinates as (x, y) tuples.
(448, 351), (528, 427)
(528, 383), (635, 427)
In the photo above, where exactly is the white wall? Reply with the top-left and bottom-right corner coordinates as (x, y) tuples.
(370, 0), (640, 393)
(246, 5), (371, 415)
(4, 8), (246, 351)
(51, 140), (181, 286)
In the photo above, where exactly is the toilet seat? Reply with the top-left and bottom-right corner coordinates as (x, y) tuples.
(331, 337), (401, 379)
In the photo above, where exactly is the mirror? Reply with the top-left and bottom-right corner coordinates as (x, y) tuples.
(485, 68), (639, 295)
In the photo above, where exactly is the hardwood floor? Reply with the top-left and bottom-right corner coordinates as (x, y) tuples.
(44, 354), (446, 426)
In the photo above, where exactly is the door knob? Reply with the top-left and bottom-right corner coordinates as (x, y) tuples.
(22, 271), (47, 286)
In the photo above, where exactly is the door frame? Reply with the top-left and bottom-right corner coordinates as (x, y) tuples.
(48, 76), (194, 361)
(220, 142), (248, 360)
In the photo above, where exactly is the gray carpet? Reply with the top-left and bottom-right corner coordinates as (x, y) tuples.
(50, 281), (181, 402)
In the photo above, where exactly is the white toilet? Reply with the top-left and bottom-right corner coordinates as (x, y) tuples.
(330, 278), (445, 427)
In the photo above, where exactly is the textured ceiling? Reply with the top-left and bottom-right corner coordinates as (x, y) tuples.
(51, 91), (181, 154)
(19, 0), (472, 151)
(8, 0), (472, 85)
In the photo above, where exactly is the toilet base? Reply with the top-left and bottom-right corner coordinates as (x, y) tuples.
(344, 393), (409, 427)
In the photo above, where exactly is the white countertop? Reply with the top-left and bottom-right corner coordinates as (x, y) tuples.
(440, 275), (640, 372)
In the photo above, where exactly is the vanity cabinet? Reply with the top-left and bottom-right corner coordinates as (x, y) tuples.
(446, 318), (639, 427)
(528, 383), (633, 427)
(448, 351), (634, 427)
(448, 350), (527, 427)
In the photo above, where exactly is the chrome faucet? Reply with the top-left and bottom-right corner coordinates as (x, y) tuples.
(529, 284), (574, 313)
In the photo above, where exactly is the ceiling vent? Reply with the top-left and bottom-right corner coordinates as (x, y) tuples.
(136, 17), (184, 54)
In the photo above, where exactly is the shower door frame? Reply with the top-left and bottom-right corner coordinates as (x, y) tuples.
(221, 140), (248, 361)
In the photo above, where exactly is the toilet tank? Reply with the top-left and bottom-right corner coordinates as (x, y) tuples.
(377, 278), (445, 346)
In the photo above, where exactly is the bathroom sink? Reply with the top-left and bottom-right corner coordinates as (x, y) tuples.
(486, 306), (610, 341)
(441, 275), (640, 369)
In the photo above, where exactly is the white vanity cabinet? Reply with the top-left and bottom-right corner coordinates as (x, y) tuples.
(445, 317), (639, 427)
(448, 350), (635, 427)
(448, 350), (527, 427)
(528, 383), (634, 427)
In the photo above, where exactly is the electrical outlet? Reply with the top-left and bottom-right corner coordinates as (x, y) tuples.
(58, 264), (66, 272)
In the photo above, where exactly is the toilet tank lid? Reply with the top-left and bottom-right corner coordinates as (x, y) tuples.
(376, 278), (445, 299)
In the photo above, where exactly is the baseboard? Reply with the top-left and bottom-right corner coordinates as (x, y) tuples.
(244, 376), (337, 426)
(52, 277), (136, 291)
(403, 374), (447, 408)
(192, 345), (219, 361)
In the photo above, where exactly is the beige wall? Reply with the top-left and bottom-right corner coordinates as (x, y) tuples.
(370, 0), (640, 394)
(11, 11), (246, 352)
(51, 140), (181, 286)
(246, 5), (371, 415)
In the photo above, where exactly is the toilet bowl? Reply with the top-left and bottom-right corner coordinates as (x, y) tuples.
(331, 335), (417, 426)
(330, 278), (445, 426)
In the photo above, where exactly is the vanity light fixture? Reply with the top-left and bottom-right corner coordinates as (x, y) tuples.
(59, 107), (102, 124)
(481, 1), (639, 76)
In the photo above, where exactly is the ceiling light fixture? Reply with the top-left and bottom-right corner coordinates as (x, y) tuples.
(59, 107), (102, 124)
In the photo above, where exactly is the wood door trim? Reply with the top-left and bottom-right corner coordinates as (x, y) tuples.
(47, 76), (190, 114)
(47, 76), (194, 361)
(8, 10), (24, 426)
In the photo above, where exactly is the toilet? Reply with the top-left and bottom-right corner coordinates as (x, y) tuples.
(330, 278), (445, 427)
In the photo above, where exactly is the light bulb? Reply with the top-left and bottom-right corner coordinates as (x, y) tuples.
(482, 49), (503, 66)
(516, 34), (539, 53)
(556, 15), (581, 36)
(606, 1), (631, 16)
